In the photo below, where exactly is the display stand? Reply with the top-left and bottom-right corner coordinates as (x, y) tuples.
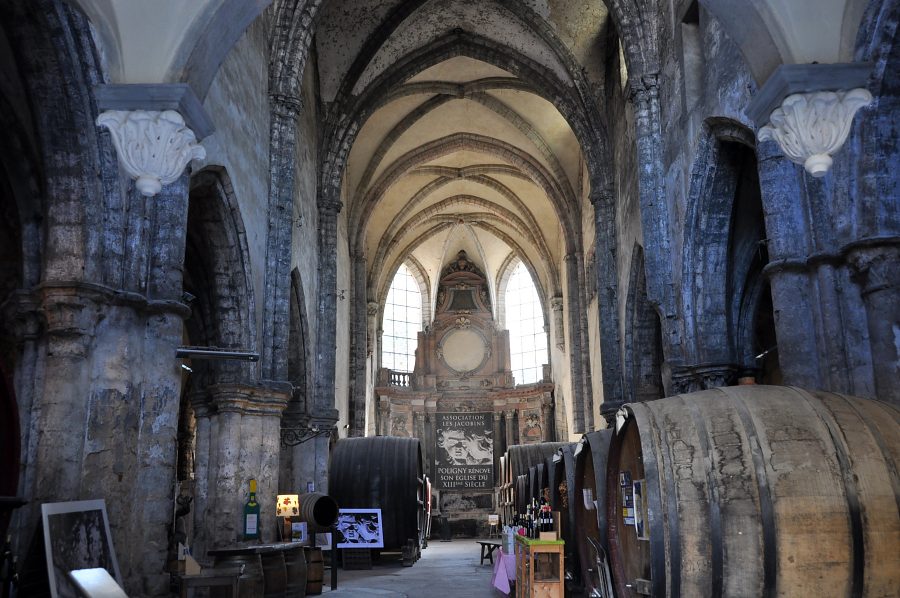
(514, 535), (564, 598)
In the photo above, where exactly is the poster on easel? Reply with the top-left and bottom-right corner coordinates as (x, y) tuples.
(41, 499), (123, 598)
(335, 509), (384, 548)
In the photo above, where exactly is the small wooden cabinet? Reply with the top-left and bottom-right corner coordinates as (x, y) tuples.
(514, 535), (564, 598)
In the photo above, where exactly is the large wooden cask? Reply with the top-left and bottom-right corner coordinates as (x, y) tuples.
(506, 442), (571, 515)
(329, 436), (426, 550)
(573, 429), (613, 595)
(606, 386), (900, 597)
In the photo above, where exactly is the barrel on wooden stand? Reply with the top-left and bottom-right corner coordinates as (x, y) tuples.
(261, 550), (287, 598)
(304, 546), (323, 595)
(573, 430), (613, 597)
(284, 545), (308, 598)
(606, 385), (900, 598)
(329, 436), (426, 551)
(297, 492), (339, 531)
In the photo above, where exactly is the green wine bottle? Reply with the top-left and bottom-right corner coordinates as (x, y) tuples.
(243, 479), (260, 540)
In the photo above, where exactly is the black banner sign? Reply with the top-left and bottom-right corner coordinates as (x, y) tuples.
(434, 412), (493, 489)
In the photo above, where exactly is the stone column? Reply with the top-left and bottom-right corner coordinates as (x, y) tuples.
(628, 74), (680, 380)
(505, 410), (517, 447)
(540, 394), (554, 442)
(32, 286), (98, 504)
(492, 411), (503, 485)
(348, 253), (368, 435)
(591, 187), (625, 421)
(201, 383), (289, 549)
(549, 297), (565, 350)
(848, 240), (900, 404)
(314, 194), (342, 415)
(563, 253), (589, 433)
(260, 93), (302, 381)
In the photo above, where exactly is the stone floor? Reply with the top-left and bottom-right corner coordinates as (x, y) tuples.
(320, 539), (503, 597)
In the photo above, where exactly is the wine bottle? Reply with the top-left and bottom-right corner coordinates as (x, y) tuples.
(243, 478), (261, 540)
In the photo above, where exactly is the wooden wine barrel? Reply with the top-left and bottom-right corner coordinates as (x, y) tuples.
(573, 430), (612, 596)
(546, 453), (561, 510)
(555, 443), (580, 587)
(284, 545), (308, 598)
(329, 436), (425, 550)
(304, 547), (323, 595)
(606, 386), (900, 598)
(298, 492), (339, 531)
(210, 552), (264, 598)
(261, 550), (287, 598)
(515, 474), (528, 514)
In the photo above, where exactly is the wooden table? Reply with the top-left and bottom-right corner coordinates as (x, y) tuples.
(476, 539), (501, 565)
(208, 542), (306, 597)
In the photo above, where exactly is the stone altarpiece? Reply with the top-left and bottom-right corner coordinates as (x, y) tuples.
(376, 251), (554, 533)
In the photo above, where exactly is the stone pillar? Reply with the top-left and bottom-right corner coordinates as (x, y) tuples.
(549, 297), (565, 350)
(505, 410), (517, 447)
(540, 394), (554, 442)
(591, 187), (625, 421)
(5, 291), (41, 552)
(848, 240), (900, 404)
(628, 74), (680, 381)
(260, 93), (302, 381)
(199, 383), (289, 550)
(189, 392), (214, 560)
(314, 195), (342, 415)
(492, 411), (502, 485)
(367, 301), (379, 362)
(32, 286), (98, 504)
(348, 253), (368, 435)
(563, 254), (589, 433)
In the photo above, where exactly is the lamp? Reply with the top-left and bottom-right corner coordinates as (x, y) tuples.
(276, 494), (303, 542)
(280, 423), (334, 447)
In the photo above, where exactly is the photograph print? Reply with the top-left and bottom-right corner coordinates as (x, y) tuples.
(334, 508), (385, 549)
(42, 499), (122, 598)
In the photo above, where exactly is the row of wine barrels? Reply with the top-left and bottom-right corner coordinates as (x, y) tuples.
(606, 385), (900, 597)
(504, 442), (571, 488)
(573, 430), (612, 596)
(329, 436), (426, 550)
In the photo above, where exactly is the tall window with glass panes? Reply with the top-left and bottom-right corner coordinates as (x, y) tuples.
(505, 262), (548, 385)
(382, 263), (422, 373)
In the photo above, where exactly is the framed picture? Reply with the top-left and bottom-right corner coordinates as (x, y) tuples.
(334, 508), (384, 549)
(42, 499), (122, 598)
(315, 532), (332, 551)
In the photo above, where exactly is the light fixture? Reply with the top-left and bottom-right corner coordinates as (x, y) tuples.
(176, 346), (259, 361)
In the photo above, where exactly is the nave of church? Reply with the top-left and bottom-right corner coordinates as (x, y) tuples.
(0, 0), (897, 596)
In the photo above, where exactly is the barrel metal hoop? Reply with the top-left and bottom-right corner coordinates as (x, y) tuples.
(684, 396), (723, 597)
(628, 402), (671, 598)
(729, 393), (777, 598)
(796, 389), (865, 598)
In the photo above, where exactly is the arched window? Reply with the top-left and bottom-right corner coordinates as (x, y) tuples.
(505, 262), (547, 385)
(382, 263), (422, 372)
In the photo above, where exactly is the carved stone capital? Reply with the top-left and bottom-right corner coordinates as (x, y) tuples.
(628, 73), (660, 107)
(1, 289), (42, 342)
(758, 88), (872, 177)
(846, 239), (900, 298)
(96, 109), (206, 197)
(207, 383), (290, 417)
(367, 301), (379, 317)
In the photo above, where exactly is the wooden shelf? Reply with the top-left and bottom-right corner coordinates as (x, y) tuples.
(514, 536), (564, 598)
